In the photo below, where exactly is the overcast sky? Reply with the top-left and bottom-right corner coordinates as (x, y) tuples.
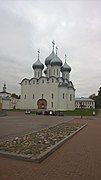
(0, 0), (101, 97)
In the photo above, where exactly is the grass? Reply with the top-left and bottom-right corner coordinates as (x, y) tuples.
(6, 108), (99, 117)
(64, 108), (98, 116)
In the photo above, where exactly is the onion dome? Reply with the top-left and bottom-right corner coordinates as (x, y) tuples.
(32, 50), (44, 70)
(45, 40), (56, 66)
(50, 46), (62, 66)
(61, 54), (71, 72)
(50, 56), (62, 66)
(45, 51), (56, 66)
(44, 68), (47, 75)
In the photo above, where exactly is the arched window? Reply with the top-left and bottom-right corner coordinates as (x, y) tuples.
(52, 78), (54, 83)
(33, 94), (34, 99)
(51, 102), (53, 107)
(70, 94), (72, 101)
(42, 79), (44, 83)
(54, 69), (55, 75)
(25, 81), (27, 85)
(25, 94), (26, 99)
(52, 93), (54, 99)
(63, 93), (64, 99)
(57, 69), (58, 76)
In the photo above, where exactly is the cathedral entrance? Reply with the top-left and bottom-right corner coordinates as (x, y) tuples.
(37, 99), (47, 109)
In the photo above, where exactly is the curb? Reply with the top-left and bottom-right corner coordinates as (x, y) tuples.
(0, 123), (88, 163)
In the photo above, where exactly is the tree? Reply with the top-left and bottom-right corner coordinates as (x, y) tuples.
(89, 94), (96, 101)
(96, 87), (101, 108)
(11, 93), (19, 99)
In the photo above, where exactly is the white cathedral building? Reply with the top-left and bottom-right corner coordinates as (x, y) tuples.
(20, 41), (75, 111)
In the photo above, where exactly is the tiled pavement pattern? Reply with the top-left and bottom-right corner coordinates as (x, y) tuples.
(0, 112), (101, 180)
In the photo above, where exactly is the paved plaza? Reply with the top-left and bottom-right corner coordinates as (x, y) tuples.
(0, 112), (101, 180)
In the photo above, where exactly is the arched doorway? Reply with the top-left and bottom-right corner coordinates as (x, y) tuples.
(37, 99), (47, 109)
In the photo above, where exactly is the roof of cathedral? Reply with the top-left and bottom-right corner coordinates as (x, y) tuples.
(32, 50), (44, 70)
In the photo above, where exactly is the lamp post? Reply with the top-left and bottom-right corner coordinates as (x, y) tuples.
(80, 102), (84, 119)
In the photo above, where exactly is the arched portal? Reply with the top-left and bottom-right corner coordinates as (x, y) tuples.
(37, 99), (47, 109)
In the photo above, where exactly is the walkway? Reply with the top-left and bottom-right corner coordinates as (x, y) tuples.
(0, 113), (101, 180)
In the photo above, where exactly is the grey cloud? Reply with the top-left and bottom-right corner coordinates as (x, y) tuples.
(0, 0), (101, 97)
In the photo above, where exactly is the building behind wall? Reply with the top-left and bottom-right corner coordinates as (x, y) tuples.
(75, 97), (95, 109)
(20, 41), (75, 111)
(0, 83), (20, 110)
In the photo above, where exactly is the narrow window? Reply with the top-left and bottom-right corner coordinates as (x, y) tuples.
(33, 94), (34, 99)
(42, 79), (44, 83)
(52, 93), (53, 99)
(35, 71), (36, 77)
(33, 80), (35, 84)
(63, 93), (64, 99)
(54, 69), (55, 75)
(70, 94), (72, 101)
(38, 71), (40, 77)
(51, 102), (53, 108)
(42, 94), (44, 99)
(25, 94), (26, 99)
(52, 78), (54, 83)
(57, 69), (58, 76)
(25, 81), (27, 85)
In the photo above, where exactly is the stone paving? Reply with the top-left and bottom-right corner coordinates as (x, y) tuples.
(0, 112), (101, 180)
(0, 111), (73, 142)
(0, 122), (85, 159)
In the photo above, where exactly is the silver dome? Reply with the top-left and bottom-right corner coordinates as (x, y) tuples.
(50, 55), (62, 66)
(61, 62), (71, 72)
(45, 51), (56, 66)
(32, 59), (44, 70)
(32, 50), (44, 70)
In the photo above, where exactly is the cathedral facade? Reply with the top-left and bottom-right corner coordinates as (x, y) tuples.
(20, 41), (75, 111)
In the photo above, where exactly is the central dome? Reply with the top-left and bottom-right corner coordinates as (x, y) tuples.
(50, 55), (62, 66)
(45, 51), (56, 66)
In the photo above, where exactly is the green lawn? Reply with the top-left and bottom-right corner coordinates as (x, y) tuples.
(64, 108), (98, 116)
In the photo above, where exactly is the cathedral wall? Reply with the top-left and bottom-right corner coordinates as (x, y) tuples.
(67, 88), (75, 110)
(58, 87), (68, 110)
(24, 77), (59, 110)
(20, 80), (31, 109)
(20, 78), (75, 111)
